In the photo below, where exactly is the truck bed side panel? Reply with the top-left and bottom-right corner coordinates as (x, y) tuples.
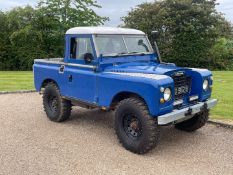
(34, 61), (97, 104)
(34, 62), (65, 93)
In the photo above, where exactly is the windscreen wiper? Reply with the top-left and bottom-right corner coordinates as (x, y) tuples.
(118, 52), (146, 57)
(103, 52), (147, 57)
(111, 52), (129, 57)
(128, 52), (146, 56)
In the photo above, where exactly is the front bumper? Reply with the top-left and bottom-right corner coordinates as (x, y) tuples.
(157, 99), (218, 125)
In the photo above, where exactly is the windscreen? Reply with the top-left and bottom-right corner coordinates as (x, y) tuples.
(95, 35), (153, 56)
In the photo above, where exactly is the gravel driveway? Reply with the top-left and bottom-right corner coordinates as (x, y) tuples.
(0, 93), (232, 175)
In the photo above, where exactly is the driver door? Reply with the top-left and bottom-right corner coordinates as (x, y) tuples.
(63, 36), (97, 104)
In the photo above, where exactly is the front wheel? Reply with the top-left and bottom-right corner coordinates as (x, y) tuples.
(43, 82), (72, 122)
(115, 98), (159, 154)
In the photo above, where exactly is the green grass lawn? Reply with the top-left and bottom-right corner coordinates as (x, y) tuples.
(0, 71), (232, 121)
(0, 71), (34, 91)
(211, 71), (233, 121)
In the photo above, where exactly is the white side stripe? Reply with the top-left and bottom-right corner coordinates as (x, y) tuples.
(108, 72), (169, 80)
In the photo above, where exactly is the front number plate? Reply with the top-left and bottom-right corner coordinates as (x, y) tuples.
(175, 85), (189, 96)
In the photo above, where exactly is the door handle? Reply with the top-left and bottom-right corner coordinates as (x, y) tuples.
(68, 75), (73, 82)
(59, 65), (65, 74)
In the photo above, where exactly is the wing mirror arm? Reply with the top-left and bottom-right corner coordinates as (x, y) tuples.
(151, 31), (162, 63)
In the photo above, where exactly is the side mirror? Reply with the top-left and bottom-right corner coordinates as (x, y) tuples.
(84, 53), (94, 64)
(151, 31), (159, 38)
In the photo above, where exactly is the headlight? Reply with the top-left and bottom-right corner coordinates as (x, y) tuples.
(203, 79), (209, 91)
(164, 88), (171, 101)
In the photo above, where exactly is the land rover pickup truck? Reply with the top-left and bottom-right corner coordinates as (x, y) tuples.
(34, 27), (217, 154)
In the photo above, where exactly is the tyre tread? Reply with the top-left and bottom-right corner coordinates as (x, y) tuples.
(43, 82), (72, 122)
(115, 97), (159, 154)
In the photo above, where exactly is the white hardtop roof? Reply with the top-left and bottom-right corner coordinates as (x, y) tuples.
(66, 27), (145, 35)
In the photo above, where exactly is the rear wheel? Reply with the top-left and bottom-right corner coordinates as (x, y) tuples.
(115, 98), (159, 154)
(43, 82), (72, 122)
(175, 110), (209, 132)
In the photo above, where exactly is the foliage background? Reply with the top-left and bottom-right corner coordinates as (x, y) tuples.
(0, 0), (232, 70)
(122, 0), (233, 70)
(0, 0), (108, 70)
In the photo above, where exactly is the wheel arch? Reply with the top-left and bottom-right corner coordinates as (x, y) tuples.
(40, 79), (59, 91)
(110, 91), (148, 109)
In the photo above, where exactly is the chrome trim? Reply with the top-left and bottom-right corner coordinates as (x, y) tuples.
(122, 35), (129, 53)
(189, 95), (199, 101)
(92, 35), (100, 57)
(67, 63), (95, 69)
(158, 99), (218, 125)
(173, 71), (184, 76)
(34, 59), (64, 65)
(173, 99), (183, 106)
(102, 52), (155, 57)
(34, 59), (96, 69)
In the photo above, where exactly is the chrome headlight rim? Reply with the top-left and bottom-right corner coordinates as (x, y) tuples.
(203, 79), (209, 91)
(163, 88), (172, 101)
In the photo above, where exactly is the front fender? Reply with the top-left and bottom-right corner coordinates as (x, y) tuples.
(97, 72), (174, 116)
(187, 68), (212, 101)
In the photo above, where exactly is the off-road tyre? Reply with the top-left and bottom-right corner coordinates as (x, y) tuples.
(43, 82), (72, 122)
(175, 110), (209, 132)
(115, 98), (159, 154)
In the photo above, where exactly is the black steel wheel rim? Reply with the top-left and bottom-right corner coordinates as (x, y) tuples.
(123, 114), (142, 140)
(48, 95), (58, 113)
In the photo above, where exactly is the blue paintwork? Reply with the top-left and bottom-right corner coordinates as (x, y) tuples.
(33, 33), (213, 117)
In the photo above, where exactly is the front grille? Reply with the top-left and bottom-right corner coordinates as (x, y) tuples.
(172, 72), (192, 100)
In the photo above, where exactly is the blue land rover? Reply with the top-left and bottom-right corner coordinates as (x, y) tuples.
(34, 27), (217, 154)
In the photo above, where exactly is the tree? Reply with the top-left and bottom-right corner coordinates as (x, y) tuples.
(122, 0), (233, 69)
(38, 0), (108, 28)
(0, 11), (10, 70)
(35, 0), (108, 58)
(209, 38), (233, 70)
(0, 0), (107, 70)
(5, 6), (46, 70)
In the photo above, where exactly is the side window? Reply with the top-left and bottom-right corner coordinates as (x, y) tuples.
(70, 37), (94, 60)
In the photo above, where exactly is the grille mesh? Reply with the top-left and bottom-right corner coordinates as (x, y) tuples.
(172, 73), (192, 100)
